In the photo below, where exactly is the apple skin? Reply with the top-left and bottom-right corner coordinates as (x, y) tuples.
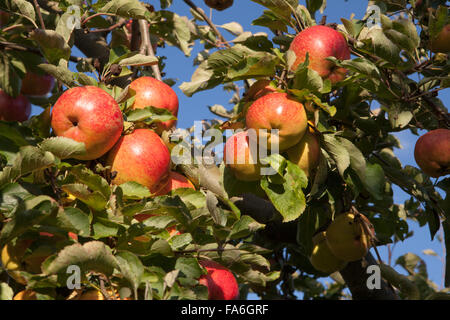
(13, 290), (38, 300)
(198, 260), (239, 300)
(414, 129), (450, 178)
(288, 25), (351, 84)
(128, 77), (179, 134)
(204, 0), (234, 11)
(0, 11), (9, 27)
(51, 86), (123, 160)
(326, 213), (372, 262)
(0, 90), (31, 122)
(286, 127), (321, 177)
(245, 79), (277, 101)
(155, 171), (195, 196)
(245, 92), (308, 151)
(310, 231), (347, 274)
(430, 25), (450, 53)
(223, 130), (265, 181)
(106, 128), (171, 194)
(20, 72), (55, 97)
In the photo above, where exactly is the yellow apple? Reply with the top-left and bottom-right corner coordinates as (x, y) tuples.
(286, 126), (321, 177)
(309, 231), (347, 274)
(326, 213), (374, 262)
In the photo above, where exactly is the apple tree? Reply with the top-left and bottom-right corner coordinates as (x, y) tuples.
(0, 0), (449, 300)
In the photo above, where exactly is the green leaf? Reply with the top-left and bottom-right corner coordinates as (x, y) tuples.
(67, 165), (111, 199)
(43, 241), (118, 276)
(30, 30), (71, 65)
(363, 163), (385, 201)
(175, 257), (204, 279)
(119, 181), (151, 199)
(322, 135), (350, 177)
(261, 155), (308, 222)
(57, 207), (91, 237)
(116, 251), (144, 292)
(126, 106), (177, 124)
(61, 184), (107, 211)
(150, 239), (174, 257)
(119, 54), (158, 67)
(0, 196), (57, 247)
(40, 137), (87, 160)
(38, 61), (77, 88)
(14, 0), (36, 23)
(100, 0), (151, 20)
(229, 215), (265, 239)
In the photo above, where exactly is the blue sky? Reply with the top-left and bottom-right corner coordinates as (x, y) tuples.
(29, 0), (449, 294)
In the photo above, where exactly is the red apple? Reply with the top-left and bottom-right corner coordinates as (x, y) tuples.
(128, 77), (179, 134)
(430, 24), (450, 53)
(106, 128), (171, 194)
(0, 90), (31, 122)
(51, 86), (124, 160)
(21, 72), (55, 97)
(223, 130), (265, 181)
(198, 260), (239, 300)
(0, 11), (9, 27)
(286, 127), (321, 177)
(414, 128), (450, 178)
(245, 92), (308, 151)
(204, 0), (234, 11)
(288, 25), (351, 84)
(155, 171), (195, 196)
(245, 79), (277, 101)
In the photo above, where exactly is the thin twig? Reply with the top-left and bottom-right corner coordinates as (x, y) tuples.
(33, 0), (46, 29)
(183, 0), (230, 48)
(81, 12), (117, 26)
(138, 19), (162, 81)
(83, 19), (127, 34)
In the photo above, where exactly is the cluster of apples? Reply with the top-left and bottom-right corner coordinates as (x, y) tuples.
(1, 74), (240, 300)
(50, 77), (188, 195)
(224, 25), (350, 181)
(0, 71), (55, 122)
(310, 213), (375, 274)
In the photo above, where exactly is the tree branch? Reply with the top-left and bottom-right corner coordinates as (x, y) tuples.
(178, 162), (399, 299)
(182, 0), (230, 48)
(138, 19), (162, 81)
(33, 0), (46, 30)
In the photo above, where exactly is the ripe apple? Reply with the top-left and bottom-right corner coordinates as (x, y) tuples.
(0, 90), (31, 122)
(20, 72), (55, 97)
(241, 79), (277, 116)
(51, 86), (124, 160)
(0, 11), (9, 27)
(198, 260), (239, 300)
(223, 130), (266, 181)
(128, 77), (179, 134)
(430, 24), (450, 53)
(245, 92), (308, 151)
(1, 233), (65, 284)
(414, 128), (450, 178)
(245, 79), (277, 102)
(326, 213), (373, 262)
(309, 231), (347, 274)
(204, 0), (234, 11)
(286, 126), (321, 177)
(106, 128), (171, 194)
(155, 171), (195, 196)
(288, 25), (351, 84)
(13, 290), (37, 300)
